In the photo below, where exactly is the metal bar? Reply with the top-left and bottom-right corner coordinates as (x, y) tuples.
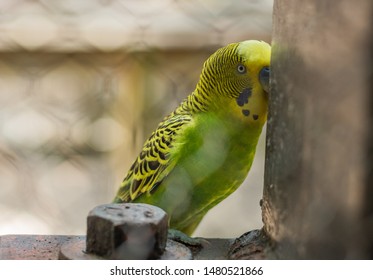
(0, 234), (235, 260)
(0, 235), (83, 260)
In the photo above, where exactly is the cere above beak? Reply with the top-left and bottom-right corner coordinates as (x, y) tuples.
(259, 66), (270, 93)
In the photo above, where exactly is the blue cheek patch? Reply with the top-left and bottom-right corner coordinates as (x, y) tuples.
(237, 88), (257, 119)
(236, 88), (252, 107)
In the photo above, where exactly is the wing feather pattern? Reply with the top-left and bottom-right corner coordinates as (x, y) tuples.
(115, 113), (192, 202)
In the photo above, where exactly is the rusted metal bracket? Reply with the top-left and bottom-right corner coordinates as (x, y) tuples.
(0, 203), (269, 260)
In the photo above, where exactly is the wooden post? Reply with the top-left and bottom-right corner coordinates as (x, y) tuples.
(262, 0), (373, 259)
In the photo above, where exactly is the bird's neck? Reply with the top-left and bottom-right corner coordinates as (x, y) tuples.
(175, 87), (212, 114)
(175, 85), (267, 131)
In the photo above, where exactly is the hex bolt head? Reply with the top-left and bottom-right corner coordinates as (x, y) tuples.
(86, 203), (168, 259)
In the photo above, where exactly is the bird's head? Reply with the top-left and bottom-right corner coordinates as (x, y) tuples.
(195, 40), (271, 127)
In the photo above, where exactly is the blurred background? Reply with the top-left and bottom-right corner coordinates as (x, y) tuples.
(0, 0), (273, 238)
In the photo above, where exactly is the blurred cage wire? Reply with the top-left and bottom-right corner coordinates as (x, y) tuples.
(0, 0), (273, 238)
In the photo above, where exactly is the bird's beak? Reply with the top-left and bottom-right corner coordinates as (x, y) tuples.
(259, 66), (270, 93)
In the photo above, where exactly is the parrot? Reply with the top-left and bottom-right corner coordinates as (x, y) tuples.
(114, 40), (271, 237)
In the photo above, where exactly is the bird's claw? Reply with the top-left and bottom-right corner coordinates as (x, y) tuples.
(167, 229), (210, 248)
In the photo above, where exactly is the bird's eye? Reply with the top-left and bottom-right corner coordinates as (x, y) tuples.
(237, 64), (246, 74)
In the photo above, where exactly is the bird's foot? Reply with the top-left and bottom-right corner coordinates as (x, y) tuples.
(167, 229), (209, 248)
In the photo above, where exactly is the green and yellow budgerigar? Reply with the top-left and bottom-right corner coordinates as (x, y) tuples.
(114, 40), (271, 236)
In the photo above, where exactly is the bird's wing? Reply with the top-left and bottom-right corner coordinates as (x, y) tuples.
(114, 113), (193, 202)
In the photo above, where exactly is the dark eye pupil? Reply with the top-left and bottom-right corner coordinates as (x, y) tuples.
(238, 65), (246, 73)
